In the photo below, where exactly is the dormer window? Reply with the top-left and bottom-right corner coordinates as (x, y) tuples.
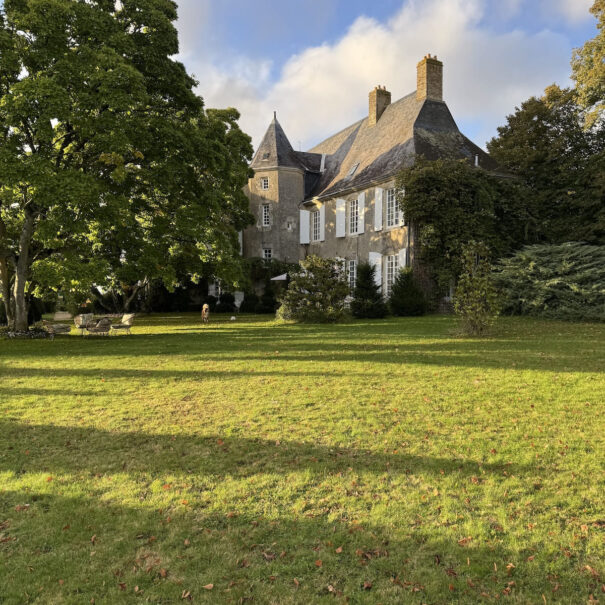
(346, 163), (359, 178)
(260, 177), (269, 190)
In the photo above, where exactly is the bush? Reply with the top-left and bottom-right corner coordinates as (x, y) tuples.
(278, 255), (350, 323)
(493, 242), (605, 321)
(239, 291), (259, 313)
(350, 262), (388, 319)
(388, 268), (427, 316)
(255, 279), (278, 314)
(215, 292), (236, 313)
(454, 241), (499, 335)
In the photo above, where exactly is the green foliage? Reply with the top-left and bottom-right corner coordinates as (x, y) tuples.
(350, 262), (387, 319)
(255, 279), (278, 314)
(494, 242), (605, 321)
(572, 0), (605, 128)
(215, 292), (236, 314)
(388, 268), (427, 316)
(454, 242), (499, 336)
(278, 255), (350, 323)
(395, 158), (531, 292)
(0, 0), (253, 329)
(239, 291), (259, 313)
(487, 86), (605, 244)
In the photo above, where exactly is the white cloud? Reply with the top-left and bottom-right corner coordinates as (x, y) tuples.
(550, 0), (593, 23)
(176, 0), (574, 150)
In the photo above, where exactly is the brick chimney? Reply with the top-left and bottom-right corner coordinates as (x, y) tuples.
(369, 85), (391, 126)
(417, 54), (443, 102)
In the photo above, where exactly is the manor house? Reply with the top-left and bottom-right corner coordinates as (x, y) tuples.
(241, 55), (496, 296)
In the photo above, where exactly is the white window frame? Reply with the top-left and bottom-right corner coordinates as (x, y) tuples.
(385, 254), (400, 297)
(386, 188), (400, 228)
(347, 259), (357, 291)
(260, 176), (269, 190)
(261, 204), (270, 227)
(262, 247), (272, 260)
(349, 198), (359, 235)
(311, 210), (321, 242)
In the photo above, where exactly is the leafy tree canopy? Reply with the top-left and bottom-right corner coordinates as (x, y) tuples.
(395, 157), (531, 292)
(487, 85), (605, 244)
(572, 0), (605, 127)
(0, 0), (253, 330)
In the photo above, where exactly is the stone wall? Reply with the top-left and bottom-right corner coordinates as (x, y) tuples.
(243, 166), (304, 263)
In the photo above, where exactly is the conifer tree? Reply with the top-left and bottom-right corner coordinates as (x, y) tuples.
(388, 268), (427, 316)
(350, 262), (387, 319)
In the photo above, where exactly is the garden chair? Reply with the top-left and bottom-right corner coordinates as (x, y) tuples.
(85, 317), (112, 336)
(74, 313), (95, 335)
(110, 313), (136, 335)
(42, 320), (71, 340)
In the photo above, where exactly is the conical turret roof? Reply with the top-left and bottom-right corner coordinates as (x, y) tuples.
(250, 114), (307, 170)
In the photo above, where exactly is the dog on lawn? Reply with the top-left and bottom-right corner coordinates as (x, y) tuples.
(201, 303), (210, 324)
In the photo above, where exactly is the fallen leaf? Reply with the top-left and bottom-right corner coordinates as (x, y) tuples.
(363, 581), (372, 590)
(159, 568), (167, 578)
(62, 524), (70, 531)
(118, 583), (126, 591)
(15, 505), (30, 512)
(184, 538), (190, 546)
(293, 578), (299, 587)
(58, 579), (64, 586)
(181, 590), (191, 599)
(91, 535), (96, 545)
(202, 584), (213, 590)
(315, 559), (322, 567)
(457, 537), (472, 547)
(46, 477), (53, 482)
(335, 546), (343, 554)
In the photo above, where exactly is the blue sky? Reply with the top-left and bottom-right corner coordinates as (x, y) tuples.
(175, 0), (597, 150)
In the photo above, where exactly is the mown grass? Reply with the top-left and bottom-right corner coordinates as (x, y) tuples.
(0, 314), (603, 604)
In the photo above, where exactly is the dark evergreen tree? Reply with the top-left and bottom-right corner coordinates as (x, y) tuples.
(239, 291), (259, 313)
(350, 262), (387, 319)
(255, 279), (278, 314)
(388, 268), (427, 316)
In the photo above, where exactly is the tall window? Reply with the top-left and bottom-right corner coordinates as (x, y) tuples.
(312, 210), (321, 241)
(260, 176), (269, 190)
(262, 247), (272, 260)
(348, 259), (357, 291)
(386, 188), (400, 228)
(262, 204), (270, 227)
(349, 198), (359, 234)
(385, 254), (399, 296)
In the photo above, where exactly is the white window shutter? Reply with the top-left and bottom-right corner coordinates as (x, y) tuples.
(319, 204), (326, 241)
(398, 247), (408, 269)
(358, 192), (365, 234)
(368, 252), (382, 289)
(335, 199), (346, 238)
(300, 210), (310, 244)
(399, 188), (405, 226)
(374, 188), (383, 231)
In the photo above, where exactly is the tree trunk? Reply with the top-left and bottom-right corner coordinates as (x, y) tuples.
(0, 257), (14, 329)
(13, 210), (35, 331)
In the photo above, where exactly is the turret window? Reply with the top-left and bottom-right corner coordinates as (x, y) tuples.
(260, 177), (269, 190)
(262, 204), (271, 227)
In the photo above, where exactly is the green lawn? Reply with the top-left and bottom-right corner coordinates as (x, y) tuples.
(1, 314), (603, 604)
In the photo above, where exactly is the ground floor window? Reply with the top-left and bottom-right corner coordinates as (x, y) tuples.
(385, 254), (399, 296)
(347, 259), (357, 291)
(263, 247), (273, 260)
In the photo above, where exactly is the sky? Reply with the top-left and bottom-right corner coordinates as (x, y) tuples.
(175, 0), (598, 151)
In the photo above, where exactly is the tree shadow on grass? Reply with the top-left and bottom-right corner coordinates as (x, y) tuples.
(0, 420), (531, 480)
(0, 489), (597, 604)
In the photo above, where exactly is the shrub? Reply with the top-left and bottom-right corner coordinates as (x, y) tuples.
(388, 268), (427, 316)
(255, 279), (278, 314)
(350, 262), (388, 319)
(239, 291), (259, 313)
(493, 242), (605, 321)
(215, 292), (236, 313)
(454, 241), (499, 335)
(278, 255), (350, 323)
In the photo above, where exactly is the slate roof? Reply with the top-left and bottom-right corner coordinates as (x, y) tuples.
(252, 92), (498, 202)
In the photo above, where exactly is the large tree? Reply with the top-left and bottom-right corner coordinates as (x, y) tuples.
(487, 86), (605, 244)
(0, 0), (252, 330)
(395, 157), (531, 292)
(572, 0), (605, 127)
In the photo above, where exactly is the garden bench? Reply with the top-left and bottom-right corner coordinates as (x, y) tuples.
(110, 313), (136, 335)
(85, 317), (112, 336)
(42, 321), (71, 340)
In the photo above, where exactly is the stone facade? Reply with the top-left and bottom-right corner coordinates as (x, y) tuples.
(243, 166), (303, 263)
